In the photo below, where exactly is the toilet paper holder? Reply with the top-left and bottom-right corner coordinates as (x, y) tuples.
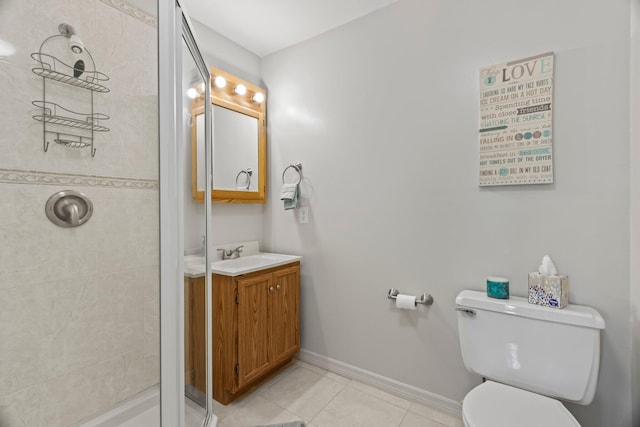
(387, 288), (434, 306)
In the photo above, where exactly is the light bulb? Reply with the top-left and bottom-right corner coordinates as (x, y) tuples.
(252, 92), (265, 103)
(214, 76), (226, 88)
(186, 87), (198, 99)
(234, 84), (247, 96)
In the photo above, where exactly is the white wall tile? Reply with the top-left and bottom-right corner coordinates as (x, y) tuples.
(0, 0), (159, 424)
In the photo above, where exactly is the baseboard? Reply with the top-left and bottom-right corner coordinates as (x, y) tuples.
(297, 349), (462, 417)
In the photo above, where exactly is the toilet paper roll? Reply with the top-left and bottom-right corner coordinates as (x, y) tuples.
(395, 294), (416, 310)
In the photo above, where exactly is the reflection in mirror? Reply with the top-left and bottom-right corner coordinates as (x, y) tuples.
(191, 66), (266, 203)
(195, 107), (258, 191)
(214, 105), (258, 191)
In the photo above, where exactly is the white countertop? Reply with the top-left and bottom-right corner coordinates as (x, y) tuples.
(184, 252), (302, 278)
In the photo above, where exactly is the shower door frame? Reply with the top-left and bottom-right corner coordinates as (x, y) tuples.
(159, 1), (215, 426)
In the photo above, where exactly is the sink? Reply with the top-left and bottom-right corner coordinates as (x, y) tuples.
(212, 253), (301, 276)
(183, 252), (301, 277)
(214, 254), (282, 268)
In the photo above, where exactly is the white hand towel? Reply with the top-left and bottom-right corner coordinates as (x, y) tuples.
(280, 183), (297, 201)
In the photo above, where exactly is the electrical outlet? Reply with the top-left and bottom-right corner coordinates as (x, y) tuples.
(299, 207), (309, 223)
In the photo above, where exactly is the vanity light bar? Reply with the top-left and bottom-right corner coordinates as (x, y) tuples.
(210, 76), (266, 103)
(207, 66), (267, 112)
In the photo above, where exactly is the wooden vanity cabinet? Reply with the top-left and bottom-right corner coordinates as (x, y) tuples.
(185, 262), (300, 405)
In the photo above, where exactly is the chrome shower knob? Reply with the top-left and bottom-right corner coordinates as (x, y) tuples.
(45, 190), (93, 227)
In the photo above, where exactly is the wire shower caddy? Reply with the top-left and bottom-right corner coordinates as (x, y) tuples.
(31, 27), (110, 157)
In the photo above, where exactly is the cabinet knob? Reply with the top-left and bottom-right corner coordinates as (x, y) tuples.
(276, 284), (281, 290)
(269, 286), (274, 292)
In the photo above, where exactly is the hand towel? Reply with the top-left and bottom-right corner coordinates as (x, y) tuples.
(280, 183), (299, 210)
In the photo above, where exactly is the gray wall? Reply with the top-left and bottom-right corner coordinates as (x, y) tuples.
(261, 0), (632, 425)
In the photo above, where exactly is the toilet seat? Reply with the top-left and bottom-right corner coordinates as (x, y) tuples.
(462, 381), (581, 427)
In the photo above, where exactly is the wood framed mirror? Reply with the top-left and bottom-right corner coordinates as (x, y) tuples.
(191, 66), (266, 203)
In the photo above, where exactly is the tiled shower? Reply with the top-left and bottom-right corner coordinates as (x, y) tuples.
(0, 0), (159, 425)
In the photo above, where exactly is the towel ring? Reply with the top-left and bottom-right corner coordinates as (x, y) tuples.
(282, 162), (302, 185)
(235, 168), (252, 190)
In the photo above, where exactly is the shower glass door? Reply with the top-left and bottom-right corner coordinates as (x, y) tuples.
(182, 16), (214, 427)
(159, 1), (214, 426)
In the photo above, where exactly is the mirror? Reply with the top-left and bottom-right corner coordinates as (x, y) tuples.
(191, 66), (266, 203)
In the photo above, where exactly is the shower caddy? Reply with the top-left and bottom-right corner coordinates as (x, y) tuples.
(31, 25), (110, 157)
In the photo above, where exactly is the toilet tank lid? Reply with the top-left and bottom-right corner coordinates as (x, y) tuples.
(456, 290), (605, 329)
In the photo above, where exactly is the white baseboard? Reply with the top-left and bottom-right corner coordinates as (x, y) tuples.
(297, 349), (462, 417)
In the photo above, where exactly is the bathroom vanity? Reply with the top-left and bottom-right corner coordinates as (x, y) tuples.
(184, 254), (301, 404)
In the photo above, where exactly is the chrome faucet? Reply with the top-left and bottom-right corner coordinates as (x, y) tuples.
(217, 245), (244, 260)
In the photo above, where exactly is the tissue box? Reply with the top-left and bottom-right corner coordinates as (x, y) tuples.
(527, 272), (569, 309)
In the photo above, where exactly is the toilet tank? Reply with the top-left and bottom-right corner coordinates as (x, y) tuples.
(456, 290), (605, 405)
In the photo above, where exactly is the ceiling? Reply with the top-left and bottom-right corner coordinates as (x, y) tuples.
(128, 0), (399, 57)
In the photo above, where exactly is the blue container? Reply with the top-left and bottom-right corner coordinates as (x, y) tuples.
(487, 276), (509, 299)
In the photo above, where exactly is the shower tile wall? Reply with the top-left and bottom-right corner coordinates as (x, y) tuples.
(0, 1), (158, 426)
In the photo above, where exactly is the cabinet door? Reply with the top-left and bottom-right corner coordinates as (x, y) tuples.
(270, 265), (300, 363)
(236, 272), (272, 388)
(185, 276), (206, 394)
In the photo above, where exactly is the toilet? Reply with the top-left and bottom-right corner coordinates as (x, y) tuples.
(456, 290), (605, 427)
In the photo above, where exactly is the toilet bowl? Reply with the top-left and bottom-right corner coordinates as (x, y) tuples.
(462, 381), (580, 427)
(456, 290), (605, 427)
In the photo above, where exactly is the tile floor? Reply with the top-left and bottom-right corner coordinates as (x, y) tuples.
(213, 361), (464, 427)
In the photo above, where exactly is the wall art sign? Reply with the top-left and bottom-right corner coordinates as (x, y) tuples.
(478, 52), (554, 186)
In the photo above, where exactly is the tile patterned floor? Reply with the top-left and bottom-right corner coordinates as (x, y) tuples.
(213, 361), (464, 427)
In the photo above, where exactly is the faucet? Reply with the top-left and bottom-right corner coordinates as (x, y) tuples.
(217, 245), (244, 260)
